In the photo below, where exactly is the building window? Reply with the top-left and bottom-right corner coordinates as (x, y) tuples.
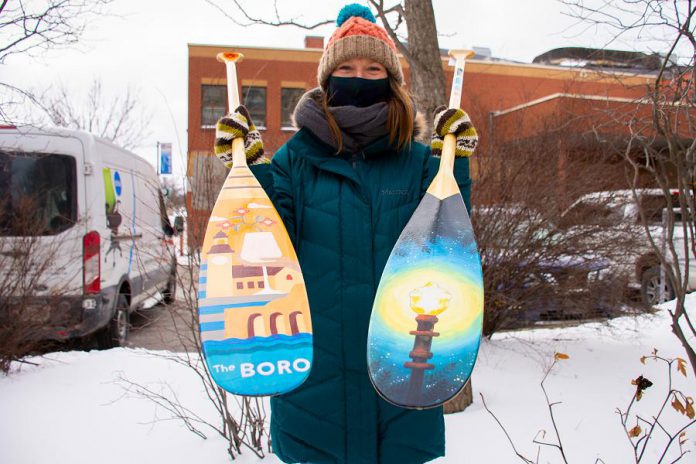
(248, 281), (255, 289)
(236, 282), (244, 290)
(201, 85), (227, 127)
(242, 86), (266, 128)
(286, 274), (293, 280)
(258, 281), (265, 288)
(281, 88), (304, 129)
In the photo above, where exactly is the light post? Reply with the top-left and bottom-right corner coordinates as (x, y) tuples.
(404, 282), (451, 404)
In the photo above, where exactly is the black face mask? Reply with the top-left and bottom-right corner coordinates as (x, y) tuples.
(327, 76), (390, 107)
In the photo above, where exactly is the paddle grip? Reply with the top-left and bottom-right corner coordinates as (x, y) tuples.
(436, 49), (474, 176)
(218, 53), (242, 110)
(449, 60), (465, 108)
(447, 49), (474, 108)
(218, 52), (248, 167)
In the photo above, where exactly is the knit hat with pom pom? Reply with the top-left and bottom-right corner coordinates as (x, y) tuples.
(317, 3), (403, 89)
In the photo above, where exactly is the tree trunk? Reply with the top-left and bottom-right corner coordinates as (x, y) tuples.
(403, 0), (447, 140)
(443, 379), (473, 414)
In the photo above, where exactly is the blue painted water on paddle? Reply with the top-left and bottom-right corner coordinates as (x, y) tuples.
(368, 331), (480, 407)
(203, 333), (313, 396)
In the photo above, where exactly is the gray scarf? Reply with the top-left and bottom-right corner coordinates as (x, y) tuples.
(292, 88), (389, 153)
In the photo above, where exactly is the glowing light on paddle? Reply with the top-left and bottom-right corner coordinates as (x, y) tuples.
(374, 264), (482, 344)
(409, 282), (451, 316)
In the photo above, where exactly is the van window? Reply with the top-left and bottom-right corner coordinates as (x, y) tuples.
(0, 151), (77, 236)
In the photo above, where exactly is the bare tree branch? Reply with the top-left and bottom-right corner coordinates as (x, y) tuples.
(0, 0), (114, 63)
(205, 0), (449, 133)
(564, 0), (696, 377)
(28, 78), (152, 150)
(561, 0), (695, 55)
(480, 393), (537, 464)
(203, 0), (332, 29)
(368, 0), (411, 61)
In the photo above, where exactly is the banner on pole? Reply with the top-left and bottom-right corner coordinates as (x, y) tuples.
(159, 143), (172, 174)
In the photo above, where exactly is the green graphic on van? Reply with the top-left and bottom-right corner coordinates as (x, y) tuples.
(102, 168), (122, 233)
(102, 168), (124, 265)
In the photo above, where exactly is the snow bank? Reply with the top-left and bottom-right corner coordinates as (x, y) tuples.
(2, 306), (695, 463)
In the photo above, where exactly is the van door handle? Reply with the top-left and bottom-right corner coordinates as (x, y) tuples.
(112, 233), (143, 241)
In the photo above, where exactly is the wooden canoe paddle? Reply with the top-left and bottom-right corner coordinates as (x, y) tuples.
(367, 49), (484, 409)
(197, 51), (313, 396)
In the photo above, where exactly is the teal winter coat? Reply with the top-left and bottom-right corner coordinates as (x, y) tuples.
(250, 127), (471, 464)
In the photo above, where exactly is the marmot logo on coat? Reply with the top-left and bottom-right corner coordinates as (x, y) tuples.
(380, 188), (409, 196)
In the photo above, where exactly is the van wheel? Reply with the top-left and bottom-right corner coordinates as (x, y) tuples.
(163, 271), (176, 305)
(96, 293), (130, 349)
(641, 266), (674, 306)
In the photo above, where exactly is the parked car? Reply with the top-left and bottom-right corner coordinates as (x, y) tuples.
(639, 207), (696, 304)
(473, 205), (614, 329)
(0, 126), (177, 348)
(558, 189), (695, 305)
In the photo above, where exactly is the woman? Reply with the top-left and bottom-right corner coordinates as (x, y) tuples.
(214, 4), (477, 463)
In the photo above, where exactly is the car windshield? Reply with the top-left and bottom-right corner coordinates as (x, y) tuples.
(0, 151), (77, 236)
(475, 207), (559, 245)
(560, 201), (623, 228)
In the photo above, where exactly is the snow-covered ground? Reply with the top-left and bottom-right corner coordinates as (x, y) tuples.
(2, 298), (695, 463)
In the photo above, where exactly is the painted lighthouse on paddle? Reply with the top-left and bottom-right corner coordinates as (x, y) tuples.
(198, 176), (312, 396)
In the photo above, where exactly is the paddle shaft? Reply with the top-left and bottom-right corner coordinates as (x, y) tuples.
(448, 52), (471, 108)
(222, 58), (240, 109)
(218, 52), (247, 168)
(441, 50), (474, 173)
(428, 49), (474, 198)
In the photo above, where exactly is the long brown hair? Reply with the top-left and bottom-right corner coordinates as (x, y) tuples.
(321, 77), (414, 153)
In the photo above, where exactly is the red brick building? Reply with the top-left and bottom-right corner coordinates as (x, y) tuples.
(187, 39), (664, 243)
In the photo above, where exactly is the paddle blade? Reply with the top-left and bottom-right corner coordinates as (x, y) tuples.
(198, 164), (312, 396)
(367, 190), (483, 409)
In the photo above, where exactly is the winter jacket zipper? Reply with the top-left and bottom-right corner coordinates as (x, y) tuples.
(360, 151), (377, 291)
(350, 150), (367, 169)
(351, 151), (377, 292)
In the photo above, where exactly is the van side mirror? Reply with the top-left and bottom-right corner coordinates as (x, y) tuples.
(174, 215), (184, 234)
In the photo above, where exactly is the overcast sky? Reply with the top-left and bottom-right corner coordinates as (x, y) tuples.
(1, 0), (683, 186)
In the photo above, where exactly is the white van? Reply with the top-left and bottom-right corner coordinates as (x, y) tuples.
(0, 126), (177, 348)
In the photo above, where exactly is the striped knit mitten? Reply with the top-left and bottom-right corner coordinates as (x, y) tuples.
(214, 105), (268, 167)
(431, 106), (478, 158)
